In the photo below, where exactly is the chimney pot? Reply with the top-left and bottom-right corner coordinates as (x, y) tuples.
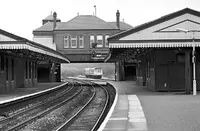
(53, 12), (57, 29)
(116, 10), (120, 29)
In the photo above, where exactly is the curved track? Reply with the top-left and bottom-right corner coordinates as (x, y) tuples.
(56, 79), (109, 131)
(0, 79), (110, 131)
(0, 82), (82, 131)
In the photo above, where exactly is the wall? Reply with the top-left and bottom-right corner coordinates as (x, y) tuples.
(0, 53), (38, 93)
(146, 51), (156, 91)
(115, 60), (125, 81)
(0, 55), (8, 93)
(55, 29), (119, 62)
(33, 36), (56, 50)
(136, 56), (147, 87)
(15, 58), (25, 88)
(193, 49), (200, 91)
(155, 49), (185, 91)
(24, 60), (37, 88)
(136, 50), (156, 91)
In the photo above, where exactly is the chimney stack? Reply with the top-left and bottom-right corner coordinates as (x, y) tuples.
(116, 10), (120, 29)
(53, 12), (57, 29)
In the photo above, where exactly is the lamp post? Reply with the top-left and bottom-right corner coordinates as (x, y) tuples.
(176, 28), (197, 95)
(192, 31), (196, 95)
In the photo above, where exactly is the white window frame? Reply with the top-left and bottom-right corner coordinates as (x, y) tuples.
(64, 36), (69, 48)
(71, 36), (77, 48)
(79, 35), (84, 48)
(105, 35), (110, 47)
(97, 35), (103, 48)
(90, 35), (95, 48)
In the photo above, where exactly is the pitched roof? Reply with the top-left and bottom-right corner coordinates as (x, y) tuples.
(109, 8), (200, 40)
(34, 22), (55, 32)
(108, 22), (133, 31)
(0, 29), (24, 40)
(33, 14), (62, 32)
(56, 15), (118, 30)
(34, 15), (119, 32)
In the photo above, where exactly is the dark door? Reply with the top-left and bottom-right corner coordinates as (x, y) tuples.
(37, 67), (50, 82)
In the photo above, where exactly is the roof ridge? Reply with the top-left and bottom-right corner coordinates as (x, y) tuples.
(55, 15), (118, 30)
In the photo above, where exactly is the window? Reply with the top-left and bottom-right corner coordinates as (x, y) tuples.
(90, 35), (95, 48)
(97, 35), (103, 48)
(105, 35), (110, 47)
(11, 59), (14, 80)
(1, 56), (4, 71)
(64, 36), (69, 48)
(79, 35), (84, 48)
(71, 36), (77, 48)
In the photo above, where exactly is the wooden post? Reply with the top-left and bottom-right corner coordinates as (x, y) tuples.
(185, 50), (192, 94)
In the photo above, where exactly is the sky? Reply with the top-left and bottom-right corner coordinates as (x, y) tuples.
(0, 0), (200, 40)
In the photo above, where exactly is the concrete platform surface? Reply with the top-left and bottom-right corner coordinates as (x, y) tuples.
(0, 82), (64, 103)
(101, 81), (148, 131)
(101, 80), (200, 131)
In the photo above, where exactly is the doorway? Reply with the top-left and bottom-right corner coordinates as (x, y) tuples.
(125, 64), (136, 80)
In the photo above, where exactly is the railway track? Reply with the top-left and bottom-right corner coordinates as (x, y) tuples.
(0, 78), (113, 131)
(55, 79), (109, 131)
(0, 82), (72, 118)
(0, 82), (80, 131)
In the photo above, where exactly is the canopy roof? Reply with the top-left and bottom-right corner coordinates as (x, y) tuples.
(109, 40), (200, 48)
(0, 29), (70, 63)
(108, 8), (200, 48)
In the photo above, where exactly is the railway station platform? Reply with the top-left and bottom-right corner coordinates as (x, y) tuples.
(0, 82), (64, 104)
(101, 81), (148, 131)
(101, 80), (200, 131)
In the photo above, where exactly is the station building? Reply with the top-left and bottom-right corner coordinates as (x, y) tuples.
(108, 8), (200, 93)
(0, 29), (69, 93)
(33, 10), (133, 62)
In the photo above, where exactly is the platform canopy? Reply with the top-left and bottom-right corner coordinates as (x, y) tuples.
(107, 8), (200, 62)
(0, 29), (70, 63)
(108, 8), (200, 49)
(109, 41), (200, 48)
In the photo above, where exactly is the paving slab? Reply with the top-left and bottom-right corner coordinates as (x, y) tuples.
(102, 81), (147, 131)
(103, 80), (200, 131)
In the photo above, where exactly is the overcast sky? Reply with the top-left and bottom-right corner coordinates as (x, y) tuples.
(0, 0), (200, 40)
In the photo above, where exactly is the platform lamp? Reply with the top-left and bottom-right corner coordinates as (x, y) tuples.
(176, 28), (197, 95)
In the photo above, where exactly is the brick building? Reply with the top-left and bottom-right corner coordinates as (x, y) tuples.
(33, 10), (133, 62)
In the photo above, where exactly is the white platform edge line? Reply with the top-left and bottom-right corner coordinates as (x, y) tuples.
(98, 82), (119, 131)
(0, 82), (68, 104)
(128, 95), (148, 130)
